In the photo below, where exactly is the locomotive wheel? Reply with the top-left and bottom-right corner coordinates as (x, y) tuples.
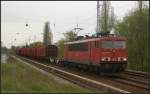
(95, 66), (101, 75)
(80, 64), (86, 72)
(89, 66), (94, 72)
(71, 62), (76, 68)
(83, 65), (88, 71)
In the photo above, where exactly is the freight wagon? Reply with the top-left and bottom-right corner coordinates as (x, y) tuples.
(18, 45), (58, 62)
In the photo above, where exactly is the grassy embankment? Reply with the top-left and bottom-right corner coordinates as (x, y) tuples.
(1, 56), (92, 93)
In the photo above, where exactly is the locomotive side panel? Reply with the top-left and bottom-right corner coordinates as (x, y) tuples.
(90, 40), (101, 65)
(64, 42), (91, 64)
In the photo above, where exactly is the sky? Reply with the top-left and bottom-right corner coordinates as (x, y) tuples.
(1, 1), (149, 48)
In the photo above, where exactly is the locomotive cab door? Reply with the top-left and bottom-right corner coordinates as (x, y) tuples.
(90, 40), (100, 65)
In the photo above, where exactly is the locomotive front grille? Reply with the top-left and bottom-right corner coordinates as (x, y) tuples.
(101, 57), (127, 62)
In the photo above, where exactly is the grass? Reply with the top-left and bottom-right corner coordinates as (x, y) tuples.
(1, 56), (93, 93)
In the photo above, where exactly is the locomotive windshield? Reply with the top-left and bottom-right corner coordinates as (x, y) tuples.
(102, 41), (126, 49)
(114, 41), (126, 48)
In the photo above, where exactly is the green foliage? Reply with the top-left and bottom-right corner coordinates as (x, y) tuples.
(8, 46), (20, 54)
(55, 38), (65, 58)
(43, 21), (52, 46)
(100, 1), (116, 33)
(56, 31), (77, 58)
(63, 31), (77, 42)
(116, 6), (149, 72)
(29, 41), (43, 47)
(1, 46), (8, 54)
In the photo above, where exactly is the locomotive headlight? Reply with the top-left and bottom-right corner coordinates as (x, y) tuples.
(123, 58), (127, 61)
(101, 57), (110, 61)
(101, 58), (105, 61)
(107, 57), (111, 61)
(118, 58), (121, 61)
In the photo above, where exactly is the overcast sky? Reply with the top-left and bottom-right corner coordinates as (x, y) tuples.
(1, 1), (149, 48)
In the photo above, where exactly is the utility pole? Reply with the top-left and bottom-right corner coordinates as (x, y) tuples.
(97, 0), (100, 33)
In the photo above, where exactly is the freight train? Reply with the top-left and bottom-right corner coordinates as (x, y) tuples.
(17, 33), (127, 73)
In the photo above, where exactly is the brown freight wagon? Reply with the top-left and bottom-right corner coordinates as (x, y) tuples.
(36, 45), (58, 63)
(18, 45), (58, 63)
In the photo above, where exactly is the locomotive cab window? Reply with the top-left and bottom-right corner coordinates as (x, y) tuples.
(102, 41), (113, 48)
(95, 41), (99, 48)
(114, 41), (126, 48)
(102, 40), (126, 49)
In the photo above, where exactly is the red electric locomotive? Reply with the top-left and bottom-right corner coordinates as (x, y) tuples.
(63, 33), (127, 73)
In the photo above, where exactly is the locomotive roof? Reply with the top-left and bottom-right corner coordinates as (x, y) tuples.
(65, 38), (99, 44)
(64, 35), (126, 45)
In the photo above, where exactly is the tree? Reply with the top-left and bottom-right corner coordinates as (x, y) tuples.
(29, 41), (43, 47)
(100, 1), (109, 32)
(1, 46), (8, 54)
(116, 3), (149, 72)
(138, 1), (142, 10)
(43, 21), (53, 46)
(55, 38), (65, 58)
(109, 7), (116, 31)
(56, 30), (78, 58)
(63, 30), (77, 42)
(100, 1), (116, 33)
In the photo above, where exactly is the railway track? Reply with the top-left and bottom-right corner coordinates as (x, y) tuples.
(124, 69), (149, 78)
(111, 76), (148, 90)
(13, 55), (149, 93)
(114, 69), (149, 90)
(105, 70), (149, 91)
